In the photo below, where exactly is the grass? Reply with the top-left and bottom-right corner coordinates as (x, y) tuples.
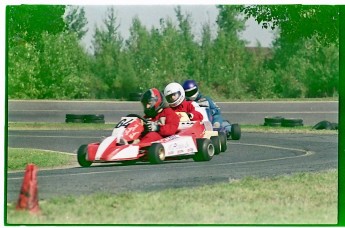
(6, 169), (338, 224)
(7, 122), (338, 134)
(7, 148), (76, 171)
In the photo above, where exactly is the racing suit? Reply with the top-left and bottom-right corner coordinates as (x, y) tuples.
(170, 100), (203, 121)
(140, 107), (180, 143)
(193, 93), (223, 126)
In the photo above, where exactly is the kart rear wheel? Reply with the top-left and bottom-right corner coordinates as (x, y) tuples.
(231, 124), (241, 140)
(210, 136), (221, 155)
(193, 138), (214, 162)
(77, 144), (92, 167)
(218, 132), (227, 152)
(148, 143), (165, 164)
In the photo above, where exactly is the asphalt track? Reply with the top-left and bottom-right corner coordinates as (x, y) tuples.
(7, 130), (338, 203)
(6, 100), (339, 203)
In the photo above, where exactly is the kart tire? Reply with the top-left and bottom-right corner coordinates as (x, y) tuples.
(66, 114), (85, 119)
(230, 124), (241, 140)
(264, 116), (283, 127)
(210, 136), (221, 155)
(282, 118), (303, 127)
(218, 132), (227, 152)
(84, 119), (105, 124)
(193, 138), (214, 162)
(77, 144), (92, 167)
(148, 143), (165, 164)
(65, 118), (84, 123)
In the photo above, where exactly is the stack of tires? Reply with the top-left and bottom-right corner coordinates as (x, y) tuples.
(264, 116), (303, 127)
(65, 114), (105, 124)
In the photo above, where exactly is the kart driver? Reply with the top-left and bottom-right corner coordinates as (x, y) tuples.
(182, 79), (224, 128)
(139, 88), (180, 144)
(163, 82), (203, 121)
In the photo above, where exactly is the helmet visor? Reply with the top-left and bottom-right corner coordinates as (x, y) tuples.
(165, 91), (181, 104)
(185, 88), (198, 98)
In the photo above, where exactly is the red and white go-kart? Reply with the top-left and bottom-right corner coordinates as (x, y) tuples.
(77, 113), (228, 167)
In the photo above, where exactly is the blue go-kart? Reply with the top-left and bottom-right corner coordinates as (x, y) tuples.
(197, 107), (241, 140)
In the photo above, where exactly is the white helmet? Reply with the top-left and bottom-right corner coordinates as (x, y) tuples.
(164, 82), (185, 107)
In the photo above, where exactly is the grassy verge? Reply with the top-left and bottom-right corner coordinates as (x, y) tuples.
(7, 122), (338, 134)
(6, 169), (337, 224)
(7, 148), (76, 171)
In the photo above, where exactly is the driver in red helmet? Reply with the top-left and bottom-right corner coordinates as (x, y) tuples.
(139, 88), (180, 144)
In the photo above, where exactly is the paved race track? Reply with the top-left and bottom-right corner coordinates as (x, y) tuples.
(7, 130), (338, 203)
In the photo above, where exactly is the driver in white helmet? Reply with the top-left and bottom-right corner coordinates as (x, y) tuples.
(163, 82), (203, 121)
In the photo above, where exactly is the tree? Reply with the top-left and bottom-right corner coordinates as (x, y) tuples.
(7, 5), (66, 47)
(8, 42), (41, 98)
(91, 7), (123, 98)
(239, 5), (339, 45)
(208, 5), (249, 99)
(64, 5), (88, 40)
(38, 32), (93, 99)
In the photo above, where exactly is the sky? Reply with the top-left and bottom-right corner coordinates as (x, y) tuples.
(80, 5), (277, 49)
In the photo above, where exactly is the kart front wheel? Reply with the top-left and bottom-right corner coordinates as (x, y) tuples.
(77, 144), (92, 167)
(193, 138), (214, 162)
(148, 143), (165, 164)
(231, 124), (241, 140)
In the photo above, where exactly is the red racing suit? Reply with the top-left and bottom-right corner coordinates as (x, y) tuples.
(171, 100), (203, 121)
(140, 107), (180, 143)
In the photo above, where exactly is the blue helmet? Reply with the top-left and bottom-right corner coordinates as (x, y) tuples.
(182, 79), (199, 101)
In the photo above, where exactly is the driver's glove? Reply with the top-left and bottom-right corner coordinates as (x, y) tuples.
(146, 121), (160, 132)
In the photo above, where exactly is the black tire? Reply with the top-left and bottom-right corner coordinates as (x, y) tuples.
(230, 124), (241, 140)
(210, 136), (221, 155)
(148, 143), (165, 164)
(84, 114), (105, 120)
(66, 118), (84, 123)
(312, 120), (333, 130)
(193, 138), (214, 162)
(282, 118), (303, 127)
(77, 144), (92, 167)
(218, 132), (227, 152)
(84, 119), (105, 124)
(264, 116), (283, 126)
(66, 114), (85, 119)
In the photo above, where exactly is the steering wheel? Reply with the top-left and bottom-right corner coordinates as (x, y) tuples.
(126, 113), (148, 124)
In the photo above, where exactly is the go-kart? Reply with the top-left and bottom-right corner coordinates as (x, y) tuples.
(195, 107), (241, 140)
(77, 113), (226, 167)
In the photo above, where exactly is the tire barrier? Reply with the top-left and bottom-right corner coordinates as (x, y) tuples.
(312, 120), (338, 130)
(65, 114), (105, 124)
(264, 116), (303, 127)
(264, 116), (284, 127)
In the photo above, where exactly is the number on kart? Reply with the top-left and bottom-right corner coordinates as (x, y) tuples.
(116, 118), (134, 128)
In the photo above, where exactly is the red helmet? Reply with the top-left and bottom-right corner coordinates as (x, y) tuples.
(140, 88), (165, 118)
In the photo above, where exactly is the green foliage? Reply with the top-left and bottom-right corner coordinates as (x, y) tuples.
(239, 5), (339, 45)
(8, 42), (41, 98)
(64, 6), (89, 40)
(6, 5), (339, 100)
(7, 5), (66, 47)
(38, 32), (93, 99)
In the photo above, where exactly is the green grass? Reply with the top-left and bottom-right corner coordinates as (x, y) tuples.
(7, 148), (76, 171)
(6, 169), (337, 225)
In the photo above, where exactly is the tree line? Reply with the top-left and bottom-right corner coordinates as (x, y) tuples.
(7, 5), (339, 100)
